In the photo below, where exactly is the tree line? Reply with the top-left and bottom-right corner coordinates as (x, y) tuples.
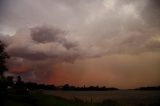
(0, 40), (118, 91)
(4, 75), (119, 91)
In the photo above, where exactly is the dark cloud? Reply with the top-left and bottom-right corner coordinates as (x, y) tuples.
(0, 0), (5, 11)
(0, 26), (81, 82)
(142, 0), (160, 27)
(0, 0), (8, 21)
(31, 26), (65, 43)
(0, 0), (160, 87)
(4, 26), (79, 61)
(30, 26), (76, 49)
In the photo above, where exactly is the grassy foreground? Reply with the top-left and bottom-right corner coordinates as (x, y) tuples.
(4, 91), (120, 106)
(4, 90), (160, 106)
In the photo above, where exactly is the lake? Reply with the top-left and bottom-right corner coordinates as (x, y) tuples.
(44, 90), (160, 105)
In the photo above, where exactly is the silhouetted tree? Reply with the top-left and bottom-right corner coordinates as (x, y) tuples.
(63, 84), (70, 90)
(0, 40), (9, 77)
(16, 76), (24, 88)
(0, 41), (9, 106)
(6, 76), (14, 88)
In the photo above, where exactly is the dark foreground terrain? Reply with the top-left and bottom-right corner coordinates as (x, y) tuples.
(2, 90), (121, 106)
(1, 90), (160, 106)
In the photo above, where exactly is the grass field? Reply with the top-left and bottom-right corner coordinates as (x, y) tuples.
(3, 91), (120, 106)
(3, 90), (160, 106)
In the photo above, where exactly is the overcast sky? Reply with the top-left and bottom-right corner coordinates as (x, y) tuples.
(0, 0), (160, 88)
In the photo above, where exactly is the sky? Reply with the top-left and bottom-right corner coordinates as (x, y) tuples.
(0, 0), (160, 89)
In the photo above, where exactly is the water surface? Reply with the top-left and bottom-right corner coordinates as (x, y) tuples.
(44, 90), (160, 105)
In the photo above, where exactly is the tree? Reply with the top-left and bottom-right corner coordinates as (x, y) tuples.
(0, 41), (9, 106)
(0, 40), (9, 77)
(16, 76), (24, 88)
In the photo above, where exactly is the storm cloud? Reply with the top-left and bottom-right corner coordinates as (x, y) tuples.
(0, 26), (81, 82)
(0, 0), (160, 88)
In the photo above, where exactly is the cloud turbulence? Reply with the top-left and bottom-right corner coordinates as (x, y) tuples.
(0, 0), (160, 88)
